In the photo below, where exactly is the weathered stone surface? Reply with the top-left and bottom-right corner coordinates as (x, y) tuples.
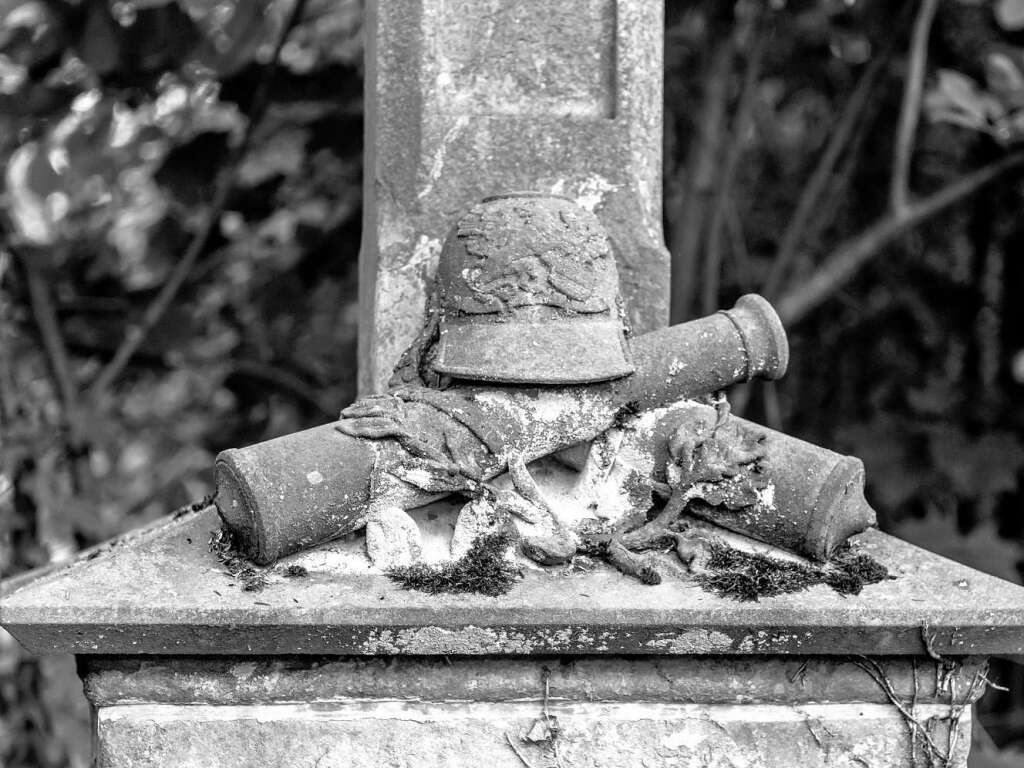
(360, 0), (669, 393)
(94, 700), (972, 768)
(3, 505), (1023, 656)
(81, 655), (990, 708)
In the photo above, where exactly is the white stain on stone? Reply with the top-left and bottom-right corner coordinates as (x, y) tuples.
(547, 176), (617, 212)
(231, 662), (257, 679)
(401, 468), (435, 488)
(406, 235), (442, 274)
(661, 727), (707, 751)
(372, 234), (442, 391)
(362, 626), (539, 655)
(306, 471), (325, 486)
(574, 175), (617, 212)
(645, 630), (733, 654)
(418, 115), (470, 200)
(667, 358), (686, 377)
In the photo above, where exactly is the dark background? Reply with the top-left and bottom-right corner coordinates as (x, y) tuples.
(1, 1), (1023, 765)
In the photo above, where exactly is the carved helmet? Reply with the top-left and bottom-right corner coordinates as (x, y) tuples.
(430, 192), (634, 384)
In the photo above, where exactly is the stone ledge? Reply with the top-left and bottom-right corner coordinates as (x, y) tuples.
(3, 507), (1023, 656)
(81, 655), (989, 707)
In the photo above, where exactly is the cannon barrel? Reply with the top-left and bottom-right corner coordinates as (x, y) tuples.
(215, 295), (788, 563)
(643, 402), (876, 560)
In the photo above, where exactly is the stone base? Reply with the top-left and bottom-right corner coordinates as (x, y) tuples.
(95, 700), (969, 768)
(82, 656), (981, 767)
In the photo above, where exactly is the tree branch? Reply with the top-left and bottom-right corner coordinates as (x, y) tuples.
(891, 0), (940, 215)
(668, 39), (734, 323)
(21, 256), (81, 443)
(764, 52), (888, 299)
(702, 24), (766, 316)
(724, 196), (754, 292)
(228, 359), (336, 419)
(776, 151), (1024, 325)
(87, 0), (309, 401)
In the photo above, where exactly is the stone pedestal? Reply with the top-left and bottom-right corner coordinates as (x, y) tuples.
(84, 656), (978, 768)
(3, 504), (1023, 766)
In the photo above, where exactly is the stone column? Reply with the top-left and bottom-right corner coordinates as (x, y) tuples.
(359, 0), (670, 394)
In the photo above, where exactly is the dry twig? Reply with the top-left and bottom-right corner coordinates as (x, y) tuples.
(702, 23), (766, 316)
(22, 259), (80, 437)
(724, 198), (754, 291)
(854, 657), (945, 765)
(669, 39), (733, 322)
(854, 655), (1000, 768)
(775, 150), (1024, 325)
(228, 359), (336, 418)
(891, 0), (940, 215)
(765, 52), (889, 299)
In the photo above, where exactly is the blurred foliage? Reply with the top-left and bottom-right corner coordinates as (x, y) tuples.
(0, 0), (1023, 766)
(0, 1), (362, 765)
(665, 0), (1024, 759)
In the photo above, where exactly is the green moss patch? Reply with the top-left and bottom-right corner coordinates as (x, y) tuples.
(387, 531), (520, 597)
(695, 540), (893, 601)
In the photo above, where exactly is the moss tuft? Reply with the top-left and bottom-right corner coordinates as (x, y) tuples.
(611, 400), (641, 429)
(834, 550), (893, 586)
(208, 527), (269, 592)
(173, 493), (216, 519)
(387, 531), (520, 597)
(696, 540), (892, 601)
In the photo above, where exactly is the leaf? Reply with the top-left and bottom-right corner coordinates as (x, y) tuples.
(993, 108), (1024, 145)
(237, 127), (309, 187)
(3, 141), (60, 245)
(985, 51), (1024, 110)
(924, 68), (1005, 134)
(280, 0), (364, 73)
(0, 0), (66, 74)
(187, 0), (276, 77)
(995, 0), (1024, 30)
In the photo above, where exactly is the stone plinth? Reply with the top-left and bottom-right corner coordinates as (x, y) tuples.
(359, 0), (670, 393)
(83, 657), (978, 768)
(90, 701), (968, 768)
(3, 503), (1023, 767)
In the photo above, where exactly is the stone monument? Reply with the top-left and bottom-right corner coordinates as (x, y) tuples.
(3, 2), (1024, 767)
(359, 0), (668, 394)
